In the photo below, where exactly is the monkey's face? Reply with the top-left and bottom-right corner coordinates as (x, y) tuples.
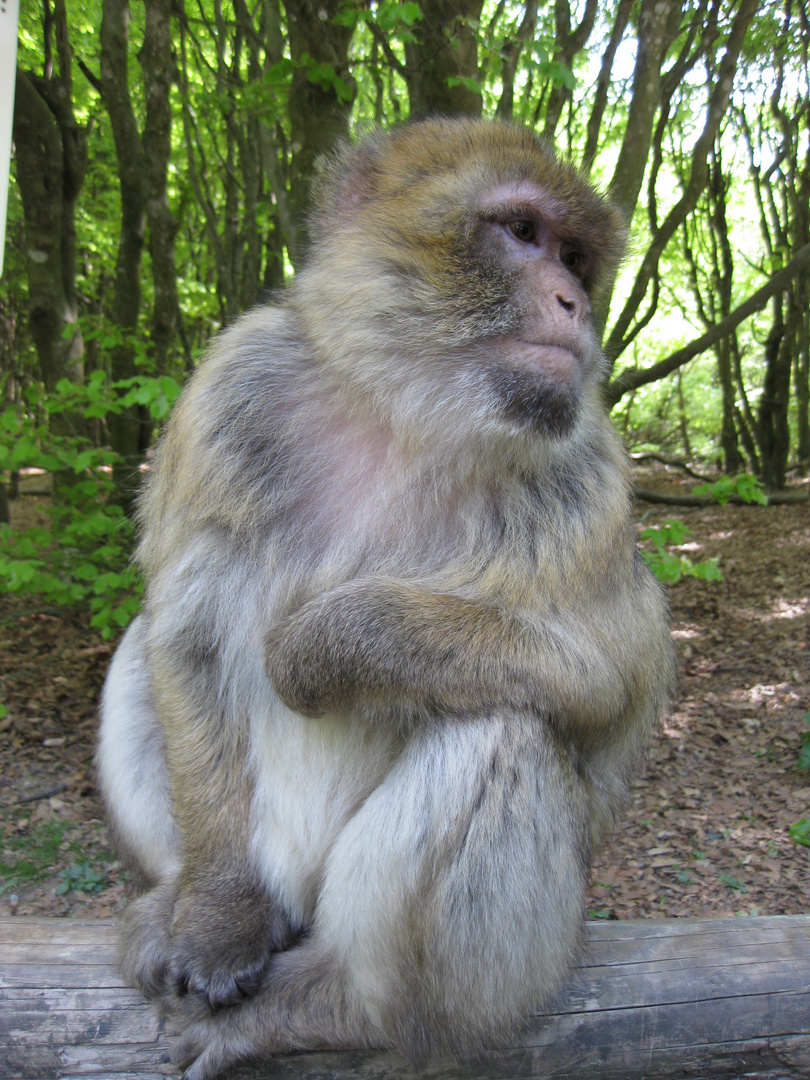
(452, 182), (607, 438)
(300, 120), (626, 448)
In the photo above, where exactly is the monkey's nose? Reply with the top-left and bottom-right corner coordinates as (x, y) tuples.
(556, 294), (578, 317)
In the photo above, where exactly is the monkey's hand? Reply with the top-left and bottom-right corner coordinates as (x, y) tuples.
(264, 576), (634, 723)
(164, 876), (297, 1013)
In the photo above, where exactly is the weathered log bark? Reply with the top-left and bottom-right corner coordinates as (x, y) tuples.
(1, 915), (809, 1079)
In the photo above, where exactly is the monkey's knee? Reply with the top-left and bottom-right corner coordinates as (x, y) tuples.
(315, 717), (590, 1058)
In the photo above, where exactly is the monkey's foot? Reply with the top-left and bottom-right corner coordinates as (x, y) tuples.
(120, 882), (177, 999)
(168, 1007), (261, 1080)
(167, 887), (295, 1012)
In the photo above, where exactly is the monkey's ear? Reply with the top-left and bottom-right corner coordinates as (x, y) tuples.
(311, 131), (388, 224)
(588, 201), (628, 298)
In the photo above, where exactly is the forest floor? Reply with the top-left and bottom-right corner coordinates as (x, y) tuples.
(0, 468), (808, 922)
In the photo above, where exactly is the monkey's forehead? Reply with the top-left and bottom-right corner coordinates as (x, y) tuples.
(316, 119), (620, 238)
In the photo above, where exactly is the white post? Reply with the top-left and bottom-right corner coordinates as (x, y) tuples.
(0, 0), (21, 279)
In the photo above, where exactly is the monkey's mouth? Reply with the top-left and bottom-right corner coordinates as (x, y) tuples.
(506, 339), (583, 380)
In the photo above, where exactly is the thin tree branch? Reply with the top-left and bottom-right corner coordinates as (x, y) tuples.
(606, 240), (810, 407)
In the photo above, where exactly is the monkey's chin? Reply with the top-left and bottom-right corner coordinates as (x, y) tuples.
(487, 345), (583, 438)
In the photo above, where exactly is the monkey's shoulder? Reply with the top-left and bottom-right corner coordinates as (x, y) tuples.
(165, 306), (319, 457)
(181, 305), (307, 417)
(140, 305), (319, 538)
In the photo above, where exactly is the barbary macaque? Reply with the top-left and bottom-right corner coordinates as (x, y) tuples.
(98, 118), (675, 1080)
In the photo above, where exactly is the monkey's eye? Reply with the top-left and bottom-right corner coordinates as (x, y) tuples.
(561, 247), (586, 277)
(509, 220), (536, 243)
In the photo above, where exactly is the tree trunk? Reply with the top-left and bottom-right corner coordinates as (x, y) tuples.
(100, 0), (149, 512)
(403, 0), (484, 120)
(709, 150), (743, 474)
(12, 69), (85, 396)
(541, 0), (598, 144)
(717, 335), (743, 473)
(286, 0), (357, 266)
(757, 300), (791, 490)
(606, 0), (682, 220)
(494, 3), (538, 123)
(141, 0), (180, 373)
(582, 0), (632, 171)
(604, 0), (757, 355)
(675, 369), (692, 460)
(796, 282), (810, 474)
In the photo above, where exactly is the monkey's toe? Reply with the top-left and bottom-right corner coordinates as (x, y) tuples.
(167, 887), (296, 1011)
(169, 943), (274, 1011)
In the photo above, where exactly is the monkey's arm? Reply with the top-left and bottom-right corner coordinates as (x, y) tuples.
(265, 576), (669, 727)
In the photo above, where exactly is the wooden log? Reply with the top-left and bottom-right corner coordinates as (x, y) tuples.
(1, 914), (809, 1080)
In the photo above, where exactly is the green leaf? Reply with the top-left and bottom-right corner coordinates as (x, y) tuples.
(399, 2), (422, 25)
(158, 375), (182, 402)
(692, 558), (723, 581)
(0, 408), (21, 433)
(74, 563), (101, 582)
(718, 873), (746, 892)
(445, 76), (483, 95)
(788, 818), (810, 847)
(72, 450), (98, 473)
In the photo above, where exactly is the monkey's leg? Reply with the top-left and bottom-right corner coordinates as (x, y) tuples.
(171, 713), (591, 1080)
(98, 616), (180, 883)
(99, 617), (296, 1010)
(148, 657), (299, 1011)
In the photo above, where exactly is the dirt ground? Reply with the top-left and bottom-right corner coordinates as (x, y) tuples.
(1, 470), (808, 921)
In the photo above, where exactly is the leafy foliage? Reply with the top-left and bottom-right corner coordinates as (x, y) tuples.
(0, 373), (180, 637)
(640, 475), (768, 585)
(693, 475), (768, 506)
(640, 519), (722, 585)
(56, 861), (109, 896)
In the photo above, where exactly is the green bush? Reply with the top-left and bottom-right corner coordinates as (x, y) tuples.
(640, 475), (767, 585)
(693, 474), (768, 505)
(0, 373), (180, 638)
